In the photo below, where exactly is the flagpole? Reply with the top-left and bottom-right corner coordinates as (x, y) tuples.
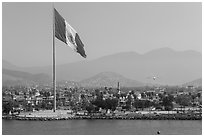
(53, 3), (56, 112)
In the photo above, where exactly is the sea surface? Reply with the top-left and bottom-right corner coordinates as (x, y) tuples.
(2, 119), (202, 135)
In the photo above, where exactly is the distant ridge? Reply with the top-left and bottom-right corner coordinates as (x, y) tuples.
(2, 60), (20, 70)
(2, 68), (51, 86)
(182, 78), (202, 87)
(79, 71), (145, 88)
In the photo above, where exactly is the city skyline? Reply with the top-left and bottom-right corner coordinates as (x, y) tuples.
(2, 2), (202, 67)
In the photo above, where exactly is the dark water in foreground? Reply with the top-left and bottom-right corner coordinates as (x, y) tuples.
(2, 119), (202, 135)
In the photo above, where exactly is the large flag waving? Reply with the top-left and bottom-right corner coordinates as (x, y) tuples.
(54, 8), (87, 58)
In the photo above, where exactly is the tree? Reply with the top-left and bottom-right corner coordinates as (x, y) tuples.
(2, 99), (21, 114)
(175, 94), (190, 112)
(94, 89), (101, 97)
(191, 94), (196, 107)
(92, 97), (106, 110)
(197, 92), (201, 98)
(133, 99), (145, 110)
(2, 102), (13, 114)
(125, 94), (132, 110)
(144, 100), (151, 108)
(85, 103), (95, 114)
(26, 103), (33, 111)
(158, 93), (164, 100)
(105, 98), (118, 111)
(162, 95), (174, 111)
(141, 92), (146, 99)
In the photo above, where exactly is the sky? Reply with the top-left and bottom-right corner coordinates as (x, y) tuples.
(2, 2), (202, 67)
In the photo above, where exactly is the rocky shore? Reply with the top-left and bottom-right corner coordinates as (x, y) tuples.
(3, 114), (202, 121)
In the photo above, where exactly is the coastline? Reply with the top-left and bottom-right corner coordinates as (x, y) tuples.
(3, 114), (202, 121)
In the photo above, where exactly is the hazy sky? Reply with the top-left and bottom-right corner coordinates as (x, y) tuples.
(2, 2), (202, 67)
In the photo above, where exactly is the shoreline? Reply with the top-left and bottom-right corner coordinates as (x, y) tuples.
(3, 114), (202, 121)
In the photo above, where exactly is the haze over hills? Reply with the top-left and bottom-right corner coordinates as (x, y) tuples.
(2, 60), (21, 70)
(2, 47), (202, 86)
(79, 71), (145, 87)
(2, 69), (145, 87)
(182, 78), (202, 87)
(2, 69), (51, 86)
(2, 68), (82, 87)
(2, 68), (202, 88)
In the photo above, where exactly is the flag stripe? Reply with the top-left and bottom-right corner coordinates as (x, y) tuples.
(75, 33), (87, 58)
(54, 8), (67, 44)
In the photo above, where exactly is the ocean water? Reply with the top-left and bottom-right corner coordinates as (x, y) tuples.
(2, 119), (202, 135)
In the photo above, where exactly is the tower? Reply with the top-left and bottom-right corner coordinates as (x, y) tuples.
(117, 82), (120, 94)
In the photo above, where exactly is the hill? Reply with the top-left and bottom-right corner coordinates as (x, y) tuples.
(182, 78), (202, 87)
(2, 69), (51, 86)
(79, 71), (145, 88)
(2, 60), (21, 70)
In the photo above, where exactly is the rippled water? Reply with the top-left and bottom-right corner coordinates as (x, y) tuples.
(2, 119), (202, 135)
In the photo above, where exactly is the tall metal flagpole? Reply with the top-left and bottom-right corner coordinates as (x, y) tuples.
(53, 4), (56, 112)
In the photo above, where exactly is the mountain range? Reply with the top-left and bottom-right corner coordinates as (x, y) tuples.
(2, 47), (202, 86)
